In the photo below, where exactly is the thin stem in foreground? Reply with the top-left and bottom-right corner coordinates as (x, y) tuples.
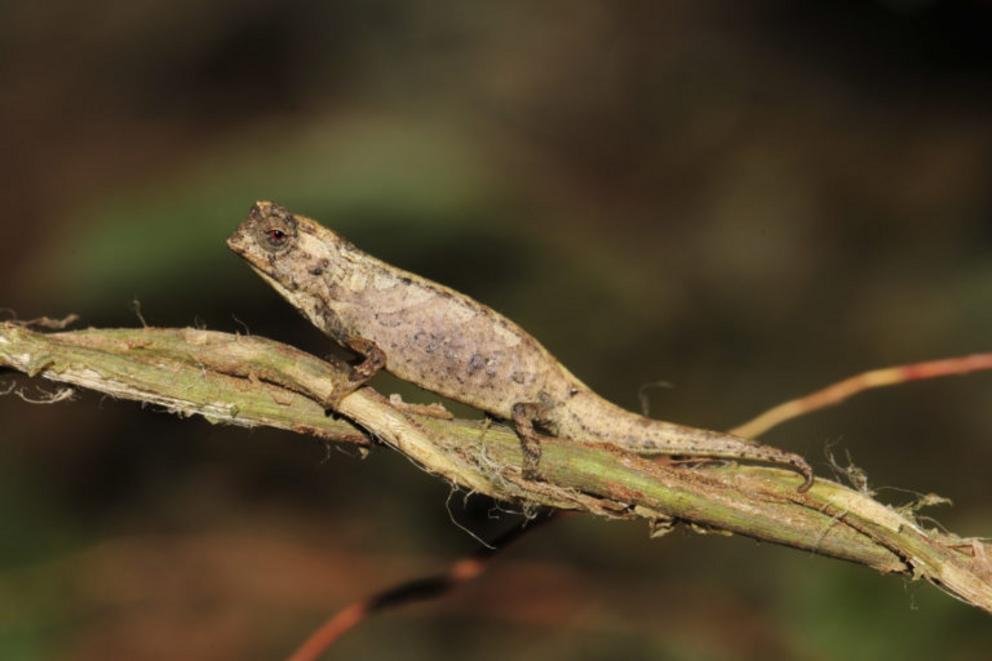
(1, 322), (990, 616)
(285, 513), (558, 661)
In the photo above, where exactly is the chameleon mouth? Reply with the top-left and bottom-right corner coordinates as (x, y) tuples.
(248, 264), (300, 296)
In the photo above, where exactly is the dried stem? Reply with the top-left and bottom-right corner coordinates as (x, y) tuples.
(291, 350), (992, 660)
(2, 322), (990, 618)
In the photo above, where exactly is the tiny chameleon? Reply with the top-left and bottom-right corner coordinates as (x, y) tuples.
(228, 201), (813, 492)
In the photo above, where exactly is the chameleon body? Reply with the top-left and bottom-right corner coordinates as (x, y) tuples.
(228, 201), (813, 491)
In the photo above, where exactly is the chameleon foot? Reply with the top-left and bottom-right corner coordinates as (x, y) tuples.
(512, 402), (548, 480)
(345, 336), (386, 383)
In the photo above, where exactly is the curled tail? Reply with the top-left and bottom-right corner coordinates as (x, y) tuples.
(556, 393), (814, 492)
(629, 421), (814, 492)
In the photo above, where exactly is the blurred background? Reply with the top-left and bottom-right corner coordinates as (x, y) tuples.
(2, 1), (991, 659)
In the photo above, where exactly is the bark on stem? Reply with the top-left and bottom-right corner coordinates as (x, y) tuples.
(1, 322), (990, 614)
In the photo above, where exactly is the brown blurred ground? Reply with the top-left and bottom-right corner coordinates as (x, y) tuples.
(1, 2), (990, 660)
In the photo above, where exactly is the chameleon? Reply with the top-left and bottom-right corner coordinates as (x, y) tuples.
(227, 201), (814, 491)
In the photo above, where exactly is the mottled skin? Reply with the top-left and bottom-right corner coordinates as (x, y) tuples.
(228, 202), (813, 491)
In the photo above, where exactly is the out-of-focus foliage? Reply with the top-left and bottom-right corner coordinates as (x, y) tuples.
(1, 2), (990, 659)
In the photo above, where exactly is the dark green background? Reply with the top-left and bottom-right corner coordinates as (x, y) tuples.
(2, 2), (990, 659)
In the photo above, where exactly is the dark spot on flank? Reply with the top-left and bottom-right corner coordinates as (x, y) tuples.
(568, 386), (580, 397)
(373, 311), (404, 328)
(414, 330), (437, 354)
(511, 371), (527, 384)
(467, 353), (486, 375)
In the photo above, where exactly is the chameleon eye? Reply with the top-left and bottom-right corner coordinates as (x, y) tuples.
(255, 211), (296, 252)
(265, 228), (287, 246)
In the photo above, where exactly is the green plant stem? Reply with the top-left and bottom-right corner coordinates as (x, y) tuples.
(1, 322), (990, 614)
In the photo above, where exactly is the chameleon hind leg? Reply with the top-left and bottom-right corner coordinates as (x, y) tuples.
(512, 402), (552, 479)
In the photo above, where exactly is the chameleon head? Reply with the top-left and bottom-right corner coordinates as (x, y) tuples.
(227, 201), (351, 329)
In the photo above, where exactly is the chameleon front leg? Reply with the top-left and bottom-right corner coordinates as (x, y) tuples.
(322, 336), (387, 410)
(345, 337), (387, 384)
(512, 402), (551, 479)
